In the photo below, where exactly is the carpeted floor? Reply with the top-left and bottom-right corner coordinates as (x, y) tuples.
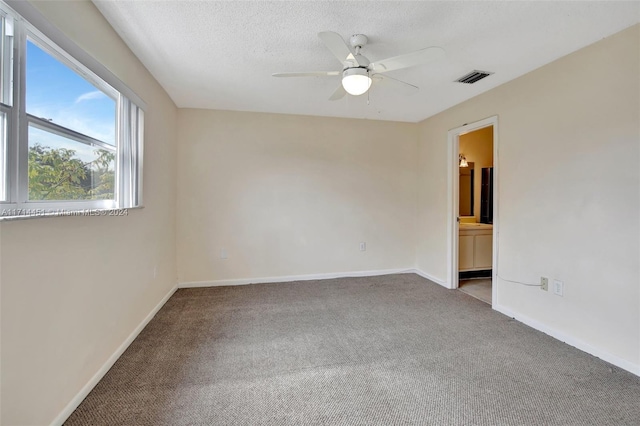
(65, 274), (640, 425)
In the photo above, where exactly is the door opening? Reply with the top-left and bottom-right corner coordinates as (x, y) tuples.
(447, 117), (498, 306)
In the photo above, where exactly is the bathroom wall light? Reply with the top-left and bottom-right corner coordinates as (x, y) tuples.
(459, 154), (469, 168)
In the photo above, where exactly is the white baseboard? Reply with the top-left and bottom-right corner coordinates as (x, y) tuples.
(412, 268), (448, 288)
(493, 303), (640, 377)
(178, 267), (417, 288)
(50, 284), (178, 426)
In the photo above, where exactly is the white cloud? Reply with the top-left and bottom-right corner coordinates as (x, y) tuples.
(74, 90), (105, 104)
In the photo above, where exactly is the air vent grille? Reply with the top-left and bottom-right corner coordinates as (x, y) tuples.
(455, 70), (493, 84)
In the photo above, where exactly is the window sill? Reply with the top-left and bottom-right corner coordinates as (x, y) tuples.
(0, 206), (144, 222)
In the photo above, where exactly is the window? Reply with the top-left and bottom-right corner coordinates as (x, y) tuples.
(0, 1), (144, 218)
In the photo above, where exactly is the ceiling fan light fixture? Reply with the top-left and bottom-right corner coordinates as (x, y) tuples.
(342, 68), (372, 96)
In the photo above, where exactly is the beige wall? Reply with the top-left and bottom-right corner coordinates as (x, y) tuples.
(177, 109), (418, 284)
(0, 2), (178, 425)
(417, 25), (639, 368)
(459, 126), (493, 222)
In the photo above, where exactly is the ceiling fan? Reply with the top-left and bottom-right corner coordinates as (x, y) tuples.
(273, 31), (445, 100)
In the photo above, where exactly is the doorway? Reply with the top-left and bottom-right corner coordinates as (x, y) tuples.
(447, 117), (498, 306)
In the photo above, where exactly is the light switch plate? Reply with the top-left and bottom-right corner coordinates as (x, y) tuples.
(553, 279), (564, 296)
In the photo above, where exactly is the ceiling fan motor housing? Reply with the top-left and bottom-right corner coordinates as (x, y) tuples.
(350, 34), (368, 49)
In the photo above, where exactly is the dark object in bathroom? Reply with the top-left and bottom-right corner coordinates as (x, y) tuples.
(480, 167), (493, 224)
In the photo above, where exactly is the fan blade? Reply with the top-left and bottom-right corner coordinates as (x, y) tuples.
(372, 74), (419, 96)
(318, 31), (360, 66)
(370, 46), (444, 73)
(328, 84), (346, 101)
(273, 71), (340, 78)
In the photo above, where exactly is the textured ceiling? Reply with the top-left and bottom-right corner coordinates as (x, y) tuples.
(93, 1), (639, 123)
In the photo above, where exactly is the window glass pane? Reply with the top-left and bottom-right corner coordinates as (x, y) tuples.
(28, 125), (115, 201)
(0, 110), (6, 201)
(0, 15), (13, 106)
(26, 39), (116, 145)
(0, 17), (5, 104)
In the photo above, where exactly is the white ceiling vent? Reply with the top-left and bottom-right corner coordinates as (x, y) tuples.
(455, 70), (494, 84)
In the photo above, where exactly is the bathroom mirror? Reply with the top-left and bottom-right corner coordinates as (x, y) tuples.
(459, 162), (474, 216)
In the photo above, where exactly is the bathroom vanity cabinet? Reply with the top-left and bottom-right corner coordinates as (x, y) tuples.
(459, 224), (493, 271)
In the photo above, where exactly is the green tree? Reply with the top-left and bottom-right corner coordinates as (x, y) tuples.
(28, 143), (115, 201)
(89, 149), (115, 200)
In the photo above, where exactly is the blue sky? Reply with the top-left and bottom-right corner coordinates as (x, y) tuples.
(26, 40), (116, 162)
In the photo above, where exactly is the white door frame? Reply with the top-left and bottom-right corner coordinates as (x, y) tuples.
(447, 116), (499, 306)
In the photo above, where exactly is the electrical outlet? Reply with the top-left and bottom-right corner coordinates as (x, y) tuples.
(220, 248), (228, 259)
(553, 279), (564, 296)
(540, 277), (548, 291)
(360, 242), (366, 251)
(153, 266), (158, 279)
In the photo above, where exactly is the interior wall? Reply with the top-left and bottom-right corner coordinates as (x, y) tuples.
(417, 25), (639, 370)
(177, 109), (418, 284)
(459, 126), (493, 223)
(0, 2), (178, 425)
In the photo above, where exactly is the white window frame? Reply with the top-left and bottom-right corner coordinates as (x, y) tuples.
(0, 0), (145, 219)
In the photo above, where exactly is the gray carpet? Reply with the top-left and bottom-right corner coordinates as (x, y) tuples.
(65, 274), (640, 425)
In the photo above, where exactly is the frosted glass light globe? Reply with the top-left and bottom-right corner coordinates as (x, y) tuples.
(342, 68), (372, 96)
